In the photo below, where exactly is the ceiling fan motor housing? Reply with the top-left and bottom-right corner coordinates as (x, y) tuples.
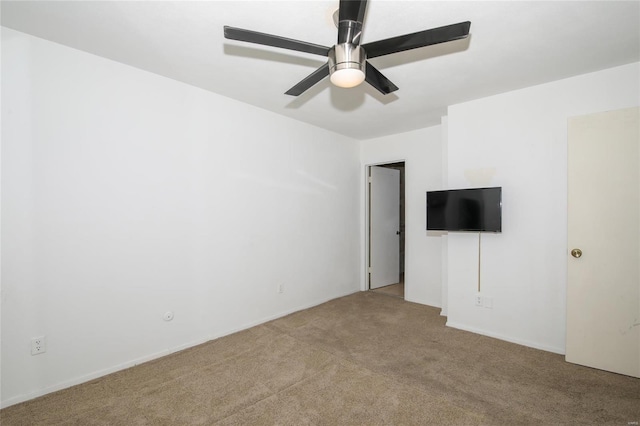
(328, 43), (366, 76)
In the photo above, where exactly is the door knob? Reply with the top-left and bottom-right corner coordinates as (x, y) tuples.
(396, 231), (400, 235)
(571, 248), (583, 258)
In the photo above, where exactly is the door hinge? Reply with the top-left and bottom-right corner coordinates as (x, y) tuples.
(368, 267), (372, 273)
(368, 176), (372, 183)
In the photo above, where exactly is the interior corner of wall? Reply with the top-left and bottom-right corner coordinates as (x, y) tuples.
(441, 120), (448, 188)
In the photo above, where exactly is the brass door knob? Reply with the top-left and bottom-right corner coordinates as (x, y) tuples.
(571, 248), (583, 258)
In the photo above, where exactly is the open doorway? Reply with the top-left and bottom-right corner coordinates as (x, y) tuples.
(367, 162), (405, 298)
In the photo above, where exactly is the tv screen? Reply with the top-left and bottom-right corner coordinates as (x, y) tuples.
(426, 187), (502, 232)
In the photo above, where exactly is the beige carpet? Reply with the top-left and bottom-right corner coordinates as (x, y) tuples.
(2, 292), (639, 425)
(371, 283), (404, 298)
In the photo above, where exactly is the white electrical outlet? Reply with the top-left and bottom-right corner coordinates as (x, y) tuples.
(277, 283), (284, 294)
(475, 294), (483, 307)
(31, 336), (46, 355)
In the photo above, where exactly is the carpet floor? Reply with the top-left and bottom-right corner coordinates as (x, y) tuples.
(371, 283), (404, 298)
(1, 291), (638, 425)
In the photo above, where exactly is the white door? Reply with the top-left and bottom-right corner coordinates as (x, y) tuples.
(566, 107), (639, 378)
(370, 166), (400, 289)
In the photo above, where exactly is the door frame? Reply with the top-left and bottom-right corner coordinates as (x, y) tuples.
(363, 160), (406, 294)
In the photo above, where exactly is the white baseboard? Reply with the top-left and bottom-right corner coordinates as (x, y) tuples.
(445, 320), (565, 355)
(0, 336), (211, 409)
(1, 289), (359, 409)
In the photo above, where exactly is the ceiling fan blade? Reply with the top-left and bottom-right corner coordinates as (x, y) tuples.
(224, 26), (330, 57)
(365, 62), (399, 95)
(363, 21), (471, 59)
(339, 0), (367, 23)
(285, 63), (330, 96)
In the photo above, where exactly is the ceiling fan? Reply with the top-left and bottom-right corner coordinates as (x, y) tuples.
(224, 0), (470, 96)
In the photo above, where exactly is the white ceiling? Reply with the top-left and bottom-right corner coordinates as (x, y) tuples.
(2, 1), (639, 140)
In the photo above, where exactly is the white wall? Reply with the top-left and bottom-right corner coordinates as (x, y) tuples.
(1, 28), (361, 407)
(360, 126), (443, 306)
(440, 118), (449, 316)
(445, 62), (640, 354)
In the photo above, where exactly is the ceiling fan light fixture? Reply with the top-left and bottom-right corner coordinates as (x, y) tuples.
(328, 44), (366, 88)
(330, 68), (365, 88)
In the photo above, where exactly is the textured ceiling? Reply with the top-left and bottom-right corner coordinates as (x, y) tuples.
(2, 1), (639, 140)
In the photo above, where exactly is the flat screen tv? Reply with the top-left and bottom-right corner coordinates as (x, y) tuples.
(426, 187), (502, 232)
